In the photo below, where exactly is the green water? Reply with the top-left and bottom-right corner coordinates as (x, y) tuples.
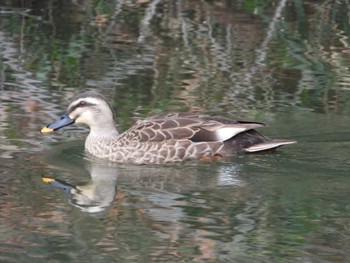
(1, 1), (350, 262)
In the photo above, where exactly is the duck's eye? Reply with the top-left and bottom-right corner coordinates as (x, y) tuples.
(78, 101), (87, 107)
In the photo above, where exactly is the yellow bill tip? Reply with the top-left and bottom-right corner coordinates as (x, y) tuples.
(42, 177), (55, 183)
(40, 126), (54, 134)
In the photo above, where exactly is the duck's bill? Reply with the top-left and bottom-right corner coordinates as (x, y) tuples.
(40, 112), (75, 133)
(42, 176), (76, 192)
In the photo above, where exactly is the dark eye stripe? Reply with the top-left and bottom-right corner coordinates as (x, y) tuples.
(68, 100), (95, 113)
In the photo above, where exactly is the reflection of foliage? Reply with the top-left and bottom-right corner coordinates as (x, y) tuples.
(282, 0), (350, 114)
(2, 0), (350, 120)
(1, 2), (350, 261)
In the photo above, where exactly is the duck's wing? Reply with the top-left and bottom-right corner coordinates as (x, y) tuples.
(125, 113), (264, 143)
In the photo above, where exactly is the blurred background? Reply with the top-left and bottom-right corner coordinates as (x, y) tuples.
(1, 1), (350, 262)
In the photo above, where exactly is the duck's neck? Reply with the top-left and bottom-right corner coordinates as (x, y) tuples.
(89, 122), (119, 138)
(84, 117), (120, 159)
(85, 123), (120, 158)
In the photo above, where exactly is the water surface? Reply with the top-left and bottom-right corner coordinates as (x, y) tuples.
(1, 1), (350, 262)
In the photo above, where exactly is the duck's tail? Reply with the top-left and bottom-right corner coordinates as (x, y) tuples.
(243, 139), (296, 153)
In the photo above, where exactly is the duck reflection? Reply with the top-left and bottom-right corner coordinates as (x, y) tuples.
(41, 157), (258, 261)
(43, 161), (118, 213)
(42, 156), (247, 215)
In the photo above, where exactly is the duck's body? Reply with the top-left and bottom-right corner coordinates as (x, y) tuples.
(41, 92), (296, 164)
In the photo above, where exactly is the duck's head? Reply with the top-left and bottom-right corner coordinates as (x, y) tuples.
(41, 92), (116, 133)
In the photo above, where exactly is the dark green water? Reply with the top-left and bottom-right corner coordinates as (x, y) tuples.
(1, 1), (350, 262)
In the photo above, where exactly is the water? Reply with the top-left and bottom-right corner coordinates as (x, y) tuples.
(1, 0), (350, 262)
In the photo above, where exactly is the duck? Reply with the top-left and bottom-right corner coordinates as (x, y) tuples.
(40, 91), (296, 164)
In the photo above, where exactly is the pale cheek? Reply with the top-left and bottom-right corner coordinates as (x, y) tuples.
(75, 115), (89, 125)
(73, 112), (94, 126)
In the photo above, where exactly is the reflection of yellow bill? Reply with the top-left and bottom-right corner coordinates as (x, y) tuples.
(40, 127), (54, 133)
(42, 177), (55, 183)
